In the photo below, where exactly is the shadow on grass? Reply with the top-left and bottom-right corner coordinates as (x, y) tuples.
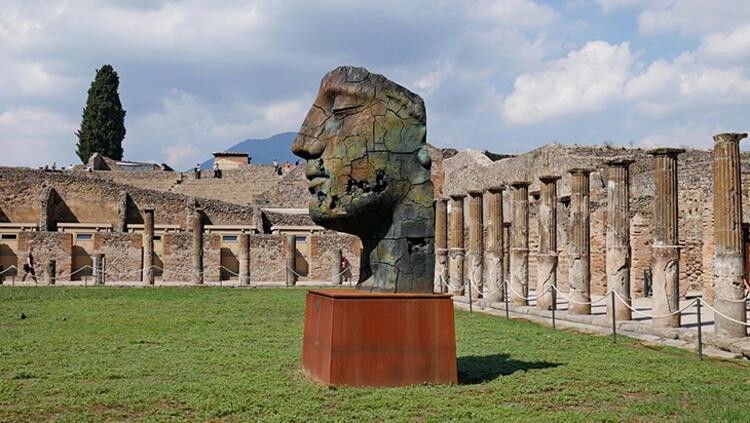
(457, 354), (561, 384)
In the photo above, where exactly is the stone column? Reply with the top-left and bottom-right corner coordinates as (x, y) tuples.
(46, 259), (56, 285)
(510, 181), (530, 305)
(568, 169), (592, 315)
(649, 148), (683, 328)
(191, 208), (204, 284)
(485, 187), (504, 303)
(537, 175), (560, 310)
(286, 234), (297, 286)
(448, 194), (465, 296)
(239, 233), (250, 285)
(434, 197), (449, 293)
(606, 160), (634, 321)
(93, 253), (105, 285)
(143, 206), (155, 285)
(467, 190), (484, 300)
(332, 248), (343, 285)
(712, 133), (748, 338)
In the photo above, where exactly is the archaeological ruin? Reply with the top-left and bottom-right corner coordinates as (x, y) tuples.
(2, 125), (750, 345)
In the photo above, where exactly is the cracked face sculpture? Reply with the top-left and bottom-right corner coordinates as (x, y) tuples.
(292, 66), (434, 293)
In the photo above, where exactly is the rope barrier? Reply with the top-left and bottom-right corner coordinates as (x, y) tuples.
(612, 291), (697, 319)
(506, 281), (538, 302)
(551, 285), (609, 306)
(718, 291), (750, 303)
(0, 266), (19, 275)
(700, 300), (750, 327)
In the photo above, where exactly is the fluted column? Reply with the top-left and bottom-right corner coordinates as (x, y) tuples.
(191, 208), (204, 284)
(143, 206), (155, 285)
(485, 187), (504, 303)
(332, 247), (342, 286)
(606, 160), (633, 321)
(239, 233), (250, 285)
(46, 259), (56, 285)
(467, 190), (484, 300)
(537, 175), (560, 310)
(434, 197), (449, 293)
(510, 181), (530, 305)
(568, 169), (591, 315)
(712, 133), (748, 338)
(448, 194), (465, 296)
(649, 148), (683, 328)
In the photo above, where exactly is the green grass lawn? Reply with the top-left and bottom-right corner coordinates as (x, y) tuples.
(1, 288), (749, 422)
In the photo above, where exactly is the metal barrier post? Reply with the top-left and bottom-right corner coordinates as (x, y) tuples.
(551, 285), (556, 330)
(468, 279), (473, 313)
(504, 281), (510, 319)
(696, 298), (703, 361)
(611, 291), (617, 343)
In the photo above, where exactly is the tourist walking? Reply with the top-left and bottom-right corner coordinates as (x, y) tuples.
(22, 247), (37, 283)
(341, 255), (352, 285)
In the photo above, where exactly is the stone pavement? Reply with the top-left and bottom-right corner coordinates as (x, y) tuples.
(454, 288), (750, 360)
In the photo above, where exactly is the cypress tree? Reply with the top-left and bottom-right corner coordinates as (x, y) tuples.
(75, 64), (126, 163)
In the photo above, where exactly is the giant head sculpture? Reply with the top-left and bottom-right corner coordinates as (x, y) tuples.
(292, 66), (434, 292)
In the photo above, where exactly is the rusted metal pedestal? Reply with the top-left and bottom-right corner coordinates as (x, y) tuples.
(302, 289), (457, 387)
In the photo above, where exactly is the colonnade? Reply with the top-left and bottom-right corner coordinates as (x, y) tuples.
(435, 132), (749, 338)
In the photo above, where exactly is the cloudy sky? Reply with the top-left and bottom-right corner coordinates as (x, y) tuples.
(3, 0), (750, 169)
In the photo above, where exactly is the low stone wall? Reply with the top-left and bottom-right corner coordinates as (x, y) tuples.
(161, 233), (193, 282)
(16, 232), (73, 281)
(94, 233), (142, 281)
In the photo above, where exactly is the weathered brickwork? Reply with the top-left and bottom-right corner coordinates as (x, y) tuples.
(93, 233), (142, 281)
(16, 232), (73, 281)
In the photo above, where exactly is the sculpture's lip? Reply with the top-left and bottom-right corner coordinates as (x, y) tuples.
(308, 176), (327, 190)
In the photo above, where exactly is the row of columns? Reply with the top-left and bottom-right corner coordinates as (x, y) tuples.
(435, 132), (748, 338)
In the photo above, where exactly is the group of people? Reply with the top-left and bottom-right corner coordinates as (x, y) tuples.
(40, 162), (92, 174)
(193, 163), (223, 179)
(272, 159), (301, 176)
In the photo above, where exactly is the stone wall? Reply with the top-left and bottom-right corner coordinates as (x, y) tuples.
(161, 233), (193, 282)
(308, 234), (361, 283)
(16, 232), (73, 281)
(250, 235), (286, 282)
(93, 233), (142, 281)
(0, 168), (255, 230)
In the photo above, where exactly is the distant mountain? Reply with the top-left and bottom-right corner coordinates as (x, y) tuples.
(198, 132), (299, 170)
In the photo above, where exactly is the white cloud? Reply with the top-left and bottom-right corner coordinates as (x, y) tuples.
(502, 41), (633, 124)
(700, 24), (750, 59)
(470, 0), (559, 30)
(638, 123), (719, 149)
(0, 108), (78, 167)
(126, 90), (311, 169)
(637, 0), (750, 37)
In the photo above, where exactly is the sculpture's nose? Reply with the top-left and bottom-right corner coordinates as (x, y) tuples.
(292, 132), (324, 160)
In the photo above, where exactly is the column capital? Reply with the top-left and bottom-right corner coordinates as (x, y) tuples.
(510, 180), (530, 188)
(538, 175), (561, 183)
(448, 193), (466, 201)
(486, 186), (505, 194)
(143, 206), (156, 212)
(648, 147), (684, 157)
(568, 168), (592, 176)
(605, 157), (635, 167)
(466, 189), (484, 197)
(433, 196), (449, 204)
(713, 132), (748, 144)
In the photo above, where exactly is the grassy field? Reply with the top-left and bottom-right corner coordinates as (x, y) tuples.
(1, 288), (749, 422)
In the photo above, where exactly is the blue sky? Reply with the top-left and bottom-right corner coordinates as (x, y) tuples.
(2, 0), (750, 169)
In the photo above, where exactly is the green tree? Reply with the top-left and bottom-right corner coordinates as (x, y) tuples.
(75, 64), (126, 163)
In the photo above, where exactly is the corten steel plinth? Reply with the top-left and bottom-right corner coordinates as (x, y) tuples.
(712, 133), (748, 338)
(302, 290), (457, 387)
(448, 194), (466, 296)
(537, 175), (560, 310)
(510, 182), (530, 305)
(485, 187), (504, 303)
(568, 169), (591, 315)
(606, 160), (633, 321)
(649, 148), (683, 328)
(467, 190), (484, 300)
(434, 197), (449, 293)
